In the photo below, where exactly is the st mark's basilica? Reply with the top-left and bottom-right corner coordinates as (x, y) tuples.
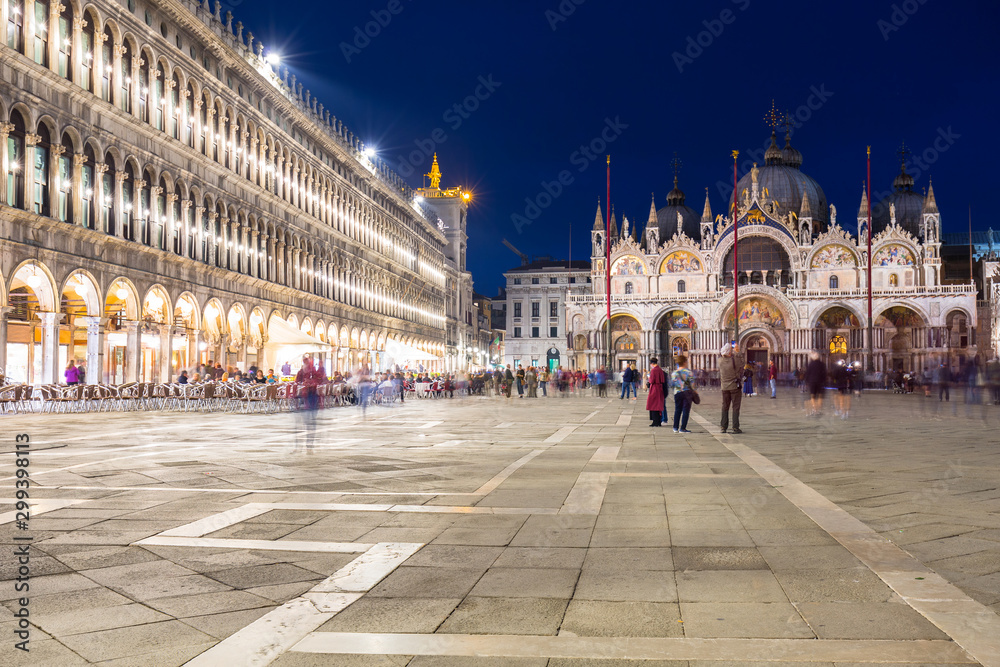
(565, 128), (978, 376)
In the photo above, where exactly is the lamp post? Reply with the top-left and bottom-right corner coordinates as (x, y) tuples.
(732, 150), (740, 342)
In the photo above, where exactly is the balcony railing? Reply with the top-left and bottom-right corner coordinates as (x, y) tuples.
(786, 284), (977, 298)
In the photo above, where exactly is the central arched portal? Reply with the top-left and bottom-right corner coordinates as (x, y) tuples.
(656, 309), (696, 372)
(722, 236), (793, 288)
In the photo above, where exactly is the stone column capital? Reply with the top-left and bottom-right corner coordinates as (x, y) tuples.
(25, 133), (41, 146)
(73, 153), (88, 166)
(51, 144), (67, 157)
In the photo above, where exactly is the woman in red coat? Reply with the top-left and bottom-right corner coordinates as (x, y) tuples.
(645, 357), (668, 427)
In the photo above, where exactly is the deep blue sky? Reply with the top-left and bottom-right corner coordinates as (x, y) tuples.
(228, 0), (998, 297)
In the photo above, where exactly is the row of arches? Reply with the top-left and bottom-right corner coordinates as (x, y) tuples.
(1, 260), (445, 384)
(1, 1), (446, 311)
(0, 100), (445, 327)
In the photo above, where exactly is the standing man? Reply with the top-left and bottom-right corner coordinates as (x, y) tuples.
(630, 362), (639, 400)
(539, 367), (549, 397)
(645, 357), (667, 427)
(719, 343), (744, 434)
(526, 366), (538, 398)
(804, 350), (827, 416)
(620, 364), (634, 400)
(768, 359), (777, 399)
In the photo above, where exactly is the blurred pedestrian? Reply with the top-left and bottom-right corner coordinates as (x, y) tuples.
(805, 350), (827, 416)
(646, 357), (667, 427)
(719, 343), (743, 434)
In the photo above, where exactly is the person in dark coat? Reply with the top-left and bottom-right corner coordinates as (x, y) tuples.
(719, 343), (744, 434)
(804, 350), (827, 416)
(645, 357), (667, 427)
(620, 364), (634, 400)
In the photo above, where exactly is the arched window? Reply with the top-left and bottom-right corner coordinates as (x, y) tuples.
(56, 3), (72, 78)
(154, 176), (166, 249)
(81, 16), (95, 92)
(138, 58), (149, 124)
(56, 133), (73, 222)
(32, 124), (50, 215)
(152, 66), (165, 131)
(32, 0), (48, 67)
(6, 110), (26, 209)
(171, 183), (181, 254)
(723, 236), (792, 288)
(889, 274), (899, 287)
(101, 27), (112, 101)
(101, 153), (115, 234)
(829, 335), (847, 354)
(215, 203), (225, 268)
(212, 105), (221, 162)
(7, 0), (24, 52)
(677, 279), (686, 293)
(122, 163), (135, 240)
(624, 281), (633, 295)
(200, 97), (209, 154)
(119, 40), (133, 113)
(829, 275), (839, 289)
(202, 199), (212, 263)
(169, 73), (180, 139)
(81, 145), (96, 229)
(185, 84), (195, 147)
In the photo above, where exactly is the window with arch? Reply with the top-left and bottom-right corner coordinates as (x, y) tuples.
(56, 3), (72, 78)
(829, 335), (847, 354)
(32, 124), (50, 215)
(153, 67), (165, 131)
(119, 40), (133, 113)
(101, 154), (115, 234)
(889, 273), (899, 287)
(624, 281), (633, 295)
(81, 18), (94, 92)
(677, 279), (686, 293)
(138, 59), (150, 123)
(32, 0), (48, 67)
(169, 73), (180, 139)
(185, 84), (195, 147)
(56, 134), (73, 222)
(122, 163), (135, 240)
(100, 28), (112, 101)
(138, 173), (152, 245)
(6, 110), (25, 209)
(829, 275), (839, 289)
(7, 0), (24, 52)
(81, 145), (96, 229)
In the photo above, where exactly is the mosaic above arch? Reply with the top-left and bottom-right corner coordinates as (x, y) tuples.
(726, 298), (785, 329)
(811, 244), (856, 268)
(874, 244), (915, 266)
(875, 306), (923, 328)
(817, 307), (860, 328)
(662, 309), (696, 329)
(611, 255), (647, 275)
(660, 250), (702, 274)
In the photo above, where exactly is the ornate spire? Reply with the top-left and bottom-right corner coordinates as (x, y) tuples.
(800, 189), (813, 218)
(645, 193), (657, 230)
(892, 143), (914, 192)
(701, 188), (712, 222)
(593, 199), (603, 231)
(666, 154), (685, 205)
(781, 113), (802, 169)
(426, 153), (442, 190)
(857, 184), (869, 217)
(924, 177), (939, 213)
(609, 207), (618, 238)
(763, 101), (784, 166)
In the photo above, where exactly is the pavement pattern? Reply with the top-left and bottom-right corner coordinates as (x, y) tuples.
(1, 387), (999, 666)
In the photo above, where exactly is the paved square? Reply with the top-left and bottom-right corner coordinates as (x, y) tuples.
(2, 389), (999, 665)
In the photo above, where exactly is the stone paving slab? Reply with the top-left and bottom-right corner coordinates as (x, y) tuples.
(0, 391), (998, 665)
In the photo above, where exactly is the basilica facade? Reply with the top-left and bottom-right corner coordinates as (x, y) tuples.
(566, 131), (978, 375)
(0, 0), (477, 385)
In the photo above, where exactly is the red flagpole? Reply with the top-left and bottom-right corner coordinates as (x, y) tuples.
(732, 150), (739, 341)
(605, 155), (611, 371)
(866, 146), (873, 374)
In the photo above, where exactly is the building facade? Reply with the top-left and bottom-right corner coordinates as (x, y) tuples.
(0, 0), (474, 384)
(566, 130), (978, 375)
(503, 259), (591, 370)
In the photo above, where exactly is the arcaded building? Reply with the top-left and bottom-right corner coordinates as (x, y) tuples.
(0, 0), (476, 384)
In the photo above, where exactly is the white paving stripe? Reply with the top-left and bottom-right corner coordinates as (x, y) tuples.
(580, 408), (603, 423)
(559, 472), (610, 515)
(473, 449), (544, 495)
(588, 446), (620, 463)
(289, 633), (976, 663)
(544, 426), (578, 443)
(0, 445), (208, 482)
(158, 503), (274, 537)
(691, 410), (1000, 667)
(0, 498), (89, 525)
(615, 413), (632, 426)
(135, 535), (374, 553)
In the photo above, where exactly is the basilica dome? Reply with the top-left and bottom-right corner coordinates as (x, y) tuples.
(654, 176), (701, 240)
(736, 131), (827, 225)
(873, 163), (924, 239)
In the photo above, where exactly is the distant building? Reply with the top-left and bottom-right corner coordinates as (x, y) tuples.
(565, 129), (977, 374)
(503, 259), (591, 370)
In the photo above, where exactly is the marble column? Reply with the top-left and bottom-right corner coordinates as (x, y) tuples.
(80, 316), (106, 384)
(39, 312), (65, 385)
(0, 122), (13, 205)
(72, 152), (87, 226)
(124, 320), (141, 382)
(159, 324), (173, 382)
(0, 306), (11, 377)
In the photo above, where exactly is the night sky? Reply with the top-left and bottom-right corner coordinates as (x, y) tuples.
(226, 0), (998, 297)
